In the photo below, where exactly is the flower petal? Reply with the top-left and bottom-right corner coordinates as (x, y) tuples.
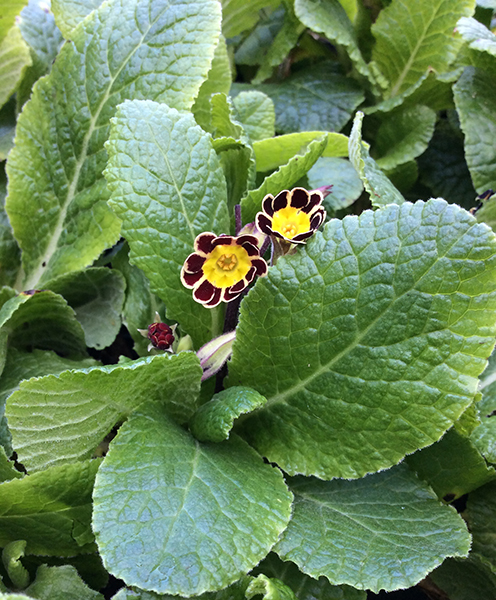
(251, 257), (268, 276)
(184, 253), (206, 273)
(290, 187), (310, 209)
(273, 190), (289, 211)
(181, 270), (204, 287)
(256, 213), (273, 236)
(262, 194), (275, 216)
(195, 232), (217, 254)
(211, 235), (235, 248)
(205, 287), (222, 307)
(193, 280), (217, 303)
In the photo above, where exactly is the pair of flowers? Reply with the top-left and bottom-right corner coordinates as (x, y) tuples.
(181, 188), (326, 308)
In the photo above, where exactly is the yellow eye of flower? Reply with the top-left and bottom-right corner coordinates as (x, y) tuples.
(203, 244), (252, 288)
(271, 207), (311, 240)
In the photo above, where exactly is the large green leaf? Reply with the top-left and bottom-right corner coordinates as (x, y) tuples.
(51, 0), (104, 38)
(229, 199), (496, 479)
(25, 565), (104, 600)
(0, 459), (100, 556)
(232, 91), (275, 143)
(0, 25), (32, 110)
(7, 352), (201, 473)
(454, 66), (496, 194)
(105, 100), (230, 347)
(93, 401), (293, 596)
(431, 556), (496, 600)
(0, 0), (28, 44)
(307, 157), (363, 213)
(6, 0), (222, 290)
(275, 464), (471, 592)
(349, 112), (405, 207)
(371, 0), (475, 97)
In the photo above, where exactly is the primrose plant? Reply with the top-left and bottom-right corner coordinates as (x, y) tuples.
(2, 0), (496, 599)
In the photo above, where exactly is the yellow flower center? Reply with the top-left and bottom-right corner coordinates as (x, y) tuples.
(203, 244), (252, 288)
(271, 206), (310, 240)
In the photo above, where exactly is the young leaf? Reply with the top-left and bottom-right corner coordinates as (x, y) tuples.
(51, 0), (104, 38)
(371, 0), (475, 98)
(349, 112), (405, 207)
(229, 199), (496, 479)
(232, 91), (275, 143)
(254, 132), (348, 172)
(93, 402), (293, 596)
(453, 66), (496, 193)
(246, 575), (296, 600)
(105, 100), (230, 347)
(7, 352), (202, 472)
(0, 25), (32, 110)
(275, 464), (471, 593)
(6, 0), (222, 290)
(190, 386), (267, 443)
(2, 540), (29, 590)
(25, 564), (104, 600)
(456, 16), (496, 57)
(0, 459), (100, 556)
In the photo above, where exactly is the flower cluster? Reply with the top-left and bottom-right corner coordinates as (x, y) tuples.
(181, 233), (268, 308)
(255, 187), (326, 244)
(138, 314), (177, 352)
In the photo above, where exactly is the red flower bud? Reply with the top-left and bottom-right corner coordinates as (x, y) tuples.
(147, 322), (175, 351)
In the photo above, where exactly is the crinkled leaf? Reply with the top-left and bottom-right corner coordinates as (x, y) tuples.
(418, 118), (476, 210)
(111, 577), (252, 600)
(0, 290), (87, 359)
(238, 65), (364, 134)
(193, 35), (232, 133)
(431, 555), (496, 600)
(475, 195), (496, 233)
(25, 564), (104, 600)
(0, 446), (22, 482)
(106, 100), (230, 347)
(190, 386), (267, 443)
(349, 112), (405, 207)
(294, 0), (381, 92)
(0, 25), (32, 110)
(0, 459), (100, 556)
(406, 428), (496, 501)
(471, 350), (496, 463)
(254, 554), (366, 600)
(46, 268), (126, 350)
(307, 157), (363, 213)
(2, 540), (29, 590)
(232, 91), (275, 143)
(51, 0), (104, 38)
(275, 464), (471, 593)
(0, 101), (16, 161)
(0, 0), (28, 44)
(242, 136), (327, 224)
(246, 575), (296, 600)
(374, 105), (436, 171)
(234, 6), (285, 67)
(371, 0), (475, 97)
(221, 0), (280, 38)
(93, 401), (293, 596)
(6, 0), (222, 290)
(454, 66), (496, 194)
(457, 16), (496, 56)
(254, 132), (348, 173)
(465, 480), (496, 570)
(0, 173), (20, 287)
(229, 199), (496, 479)
(7, 352), (201, 472)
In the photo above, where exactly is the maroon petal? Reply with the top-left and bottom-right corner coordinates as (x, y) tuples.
(194, 280), (217, 303)
(251, 258), (268, 276)
(310, 209), (325, 229)
(195, 232), (216, 254)
(205, 287), (222, 307)
(262, 194), (275, 216)
(184, 253), (205, 273)
(240, 241), (259, 257)
(230, 278), (249, 293)
(223, 283), (246, 302)
(290, 188), (310, 209)
(256, 213), (273, 235)
(302, 192), (324, 213)
(211, 235), (235, 248)
(181, 270), (204, 288)
(273, 190), (289, 211)
(292, 231), (314, 243)
(244, 266), (257, 284)
(237, 234), (259, 247)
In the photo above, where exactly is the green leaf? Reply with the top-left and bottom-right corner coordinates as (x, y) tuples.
(275, 464), (471, 593)
(221, 0), (280, 38)
(374, 105), (436, 170)
(246, 575), (296, 600)
(475, 195), (496, 233)
(254, 554), (367, 600)
(0, 0), (28, 44)
(307, 157), (363, 213)
(0, 459), (99, 556)
(229, 199), (496, 479)
(232, 92), (275, 143)
(406, 428), (496, 501)
(234, 6), (285, 67)
(0, 25), (32, 110)
(237, 64), (365, 134)
(111, 578), (252, 600)
(294, 0), (381, 92)
(418, 118), (476, 210)
(431, 555), (496, 600)
(51, 0), (103, 38)
(0, 175), (21, 287)
(465, 480), (496, 570)
(241, 136), (327, 225)
(193, 35), (232, 133)
(254, 132), (348, 173)
(105, 100), (230, 347)
(0, 291), (87, 359)
(371, 0), (476, 97)
(93, 401), (293, 596)
(190, 386), (267, 443)
(7, 352), (202, 472)
(6, 0), (222, 290)
(0, 446), (22, 482)
(457, 16), (496, 56)
(2, 540), (29, 590)
(349, 112), (405, 207)
(471, 350), (496, 463)
(454, 66), (496, 194)
(0, 100), (16, 161)
(25, 564), (104, 600)
(46, 268), (126, 350)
